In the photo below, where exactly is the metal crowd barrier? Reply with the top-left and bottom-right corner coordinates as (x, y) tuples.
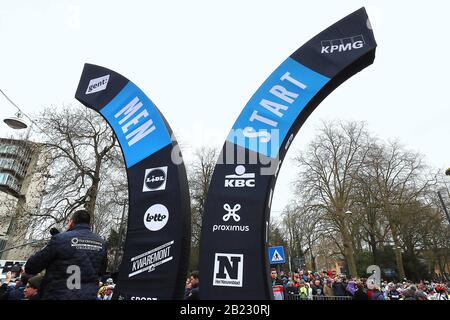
(286, 294), (353, 301)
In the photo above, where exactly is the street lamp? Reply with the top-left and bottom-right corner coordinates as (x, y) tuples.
(3, 111), (28, 130)
(1, 89), (29, 130)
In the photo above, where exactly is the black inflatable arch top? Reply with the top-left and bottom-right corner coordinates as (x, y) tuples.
(75, 64), (191, 300)
(199, 8), (377, 299)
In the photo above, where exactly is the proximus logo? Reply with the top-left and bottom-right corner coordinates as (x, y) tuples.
(321, 35), (365, 54)
(86, 74), (110, 94)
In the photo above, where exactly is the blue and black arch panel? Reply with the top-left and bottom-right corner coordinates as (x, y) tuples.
(75, 64), (191, 300)
(199, 7), (377, 300)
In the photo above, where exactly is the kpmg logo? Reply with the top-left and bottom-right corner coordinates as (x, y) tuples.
(143, 204), (169, 231)
(86, 74), (110, 94)
(213, 253), (244, 287)
(225, 165), (255, 188)
(321, 35), (365, 54)
(143, 166), (167, 192)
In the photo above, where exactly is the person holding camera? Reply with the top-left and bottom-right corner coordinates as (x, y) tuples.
(24, 210), (108, 300)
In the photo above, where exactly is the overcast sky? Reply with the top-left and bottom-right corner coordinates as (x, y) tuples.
(0, 0), (449, 219)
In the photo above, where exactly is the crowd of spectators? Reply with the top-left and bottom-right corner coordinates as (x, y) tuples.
(271, 268), (450, 300)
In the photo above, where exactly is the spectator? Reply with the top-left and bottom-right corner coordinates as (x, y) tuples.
(9, 273), (30, 300)
(184, 277), (192, 299)
(286, 279), (299, 295)
(106, 278), (114, 286)
(299, 270), (308, 282)
(24, 275), (43, 300)
(371, 285), (385, 300)
(311, 279), (324, 297)
(24, 210), (108, 300)
(298, 281), (309, 300)
(332, 277), (347, 296)
(293, 273), (300, 287)
(11, 264), (23, 278)
(346, 280), (357, 296)
(102, 285), (114, 300)
(184, 271), (199, 300)
(434, 284), (448, 300)
(386, 283), (401, 300)
(0, 271), (30, 300)
(323, 278), (334, 297)
(97, 283), (107, 300)
(353, 282), (368, 300)
(415, 290), (428, 301)
(402, 285), (417, 300)
(271, 268), (284, 286)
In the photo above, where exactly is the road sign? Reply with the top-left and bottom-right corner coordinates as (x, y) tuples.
(269, 246), (286, 264)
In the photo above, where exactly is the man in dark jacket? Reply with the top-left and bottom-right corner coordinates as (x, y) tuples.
(311, 279), (325, 297)
(25, 210), (107, 300)
(0, 271), (29, 300)
(332, 277), (347, 296)
(24, 275), (42, 300)
(184, 271), (199, 300)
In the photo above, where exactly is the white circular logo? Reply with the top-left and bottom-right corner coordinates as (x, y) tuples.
(143, 204), (169, 231)
(235, 165), (246, 176)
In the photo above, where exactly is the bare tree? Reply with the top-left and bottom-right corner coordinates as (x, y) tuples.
(293, 120), (373, 277)
(187, 146), (217, 269)
(367, 140), (434, 279)
(29, 105), (127, 237)
(280, 203), (304, 271)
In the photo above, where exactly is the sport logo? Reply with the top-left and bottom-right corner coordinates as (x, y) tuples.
(142, 166), (167, 192)
(213, 253), (244, 287)
(225, 165), (255, 188)
(129, 240), (174, 277)
(85, 75), (110, 94)
(321, 35), (365, 54)
(143, 204), (169, 231)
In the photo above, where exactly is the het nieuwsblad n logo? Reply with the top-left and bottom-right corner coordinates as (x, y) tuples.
(213, 253), (244, 287)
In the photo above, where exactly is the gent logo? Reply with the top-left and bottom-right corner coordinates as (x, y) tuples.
(85, 75), (110, 94)
(143, 204), (169, 231)
(142, 166), (167, 192)
(213, 253), (244, 287)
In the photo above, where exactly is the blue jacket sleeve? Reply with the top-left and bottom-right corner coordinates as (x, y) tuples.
(25, 237), (57, 274)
